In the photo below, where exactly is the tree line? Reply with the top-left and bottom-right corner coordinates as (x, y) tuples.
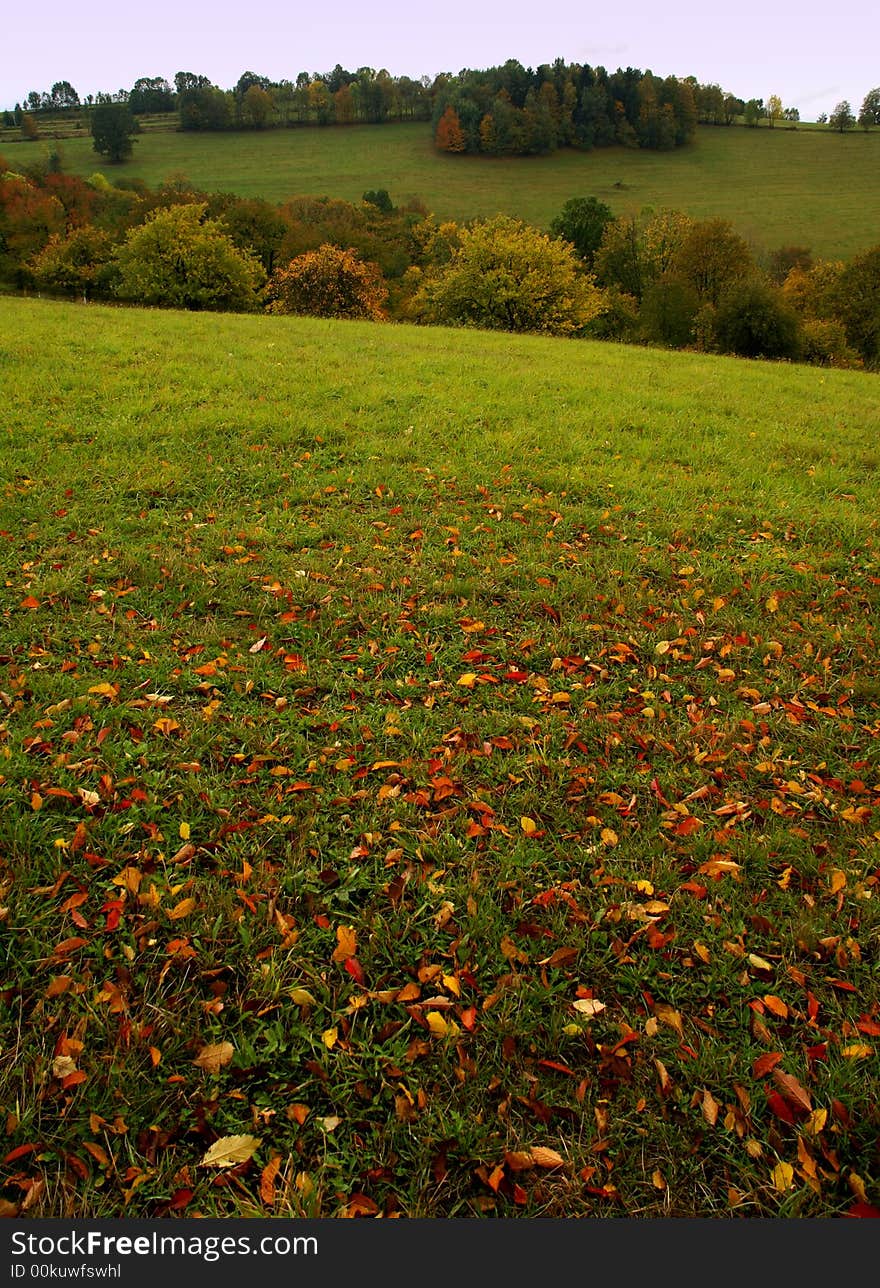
(0, 153), (877, 370)
(14, 64), (879, 145)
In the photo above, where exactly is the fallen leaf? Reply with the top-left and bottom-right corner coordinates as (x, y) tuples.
(772, 1069), (812, 1112)
(193, 1042), (234, 1074)
(771, 1160), (794, 1192)
(199, 1135), (261, 1168)
(573, 998), (606, 1018)
(332, 925), (357, 963)
(530, 1146), (565, 1169)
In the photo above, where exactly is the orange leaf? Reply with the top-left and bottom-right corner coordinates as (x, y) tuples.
(331, 925), (357, 963)
(772, 1069), (812, 1112)
(260, 1154), (282, 1205)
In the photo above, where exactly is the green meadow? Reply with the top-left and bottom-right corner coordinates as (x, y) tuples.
(11, 121), (880, 260)
(1, 296), (879, 1218)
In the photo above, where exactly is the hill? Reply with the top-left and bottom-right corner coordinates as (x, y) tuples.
(14, 121), (880, 260)
(1, 296), (879, 1219)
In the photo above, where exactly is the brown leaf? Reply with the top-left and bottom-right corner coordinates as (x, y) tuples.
(167, 897), (196, 920)
(530, 1146), (566, 1169)
(259, 1153), (282, 1205)
(193, 1041), (234, 1074)
(701, 1089), (720, 1126)
(772, 1069), (812, 1112)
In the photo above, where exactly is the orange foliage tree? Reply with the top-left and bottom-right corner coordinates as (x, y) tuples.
(435, 105), (466, 152)
(266, 244), (388, 319)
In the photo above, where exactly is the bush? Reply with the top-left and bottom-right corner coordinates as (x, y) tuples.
(714, 280), (802, 360)
(640, 275), (700, 347)
(114, 203), (265, 311)
(833, 246), (880, 366)
(800, 319), (861, 369)
(30, 226), (116, 300)
(550, 196), (613, 266)
(414, 214), (607, 336)
(267, 244), (388, 320)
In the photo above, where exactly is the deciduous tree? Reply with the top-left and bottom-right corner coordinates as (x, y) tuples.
(114, 202), (265, 310)
(435, 106), (466, 152)
(412, 214), (606, 335)
(550, 196), (613, 266)
(267, 244), (388, 319)
(828, 101), (855, 132)
(90, 101), (138, 163)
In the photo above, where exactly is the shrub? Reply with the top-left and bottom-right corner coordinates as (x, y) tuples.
(414, 215), (607, 336)
(114, 203), (265, 311)
(30, 226), (116, 300)
(267, 244), (388, 320)
(833, 246), (880, 366)
(640, 274), (700, 347)
(714, 280), (802, 360)
(800, 319), (861, 368)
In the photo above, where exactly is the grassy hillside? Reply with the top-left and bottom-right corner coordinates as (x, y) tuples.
(11, 122), (879, 260)
(1, 297), (879, 1219)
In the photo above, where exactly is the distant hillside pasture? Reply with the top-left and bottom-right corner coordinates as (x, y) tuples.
(11, 122), (879, 260)
(1, 296), (879, 1219)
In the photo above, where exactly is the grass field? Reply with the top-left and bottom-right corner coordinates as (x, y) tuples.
(1, 296), (879, 1219)
(7, 123), (879, 260)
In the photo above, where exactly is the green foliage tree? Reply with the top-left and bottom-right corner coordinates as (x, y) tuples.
(362, 188), (393, 213)
(20, 113), (39, 141)
(714, 280), (802, 359)
(113, 202), (265, 310)
(412, 214), (606, 336)
(549, 196), (613, 266)
(29, 226), (115, 300)
(266, 244), (388, 319)
(744, 98), (764, 127)
(90, 102), (138, 163)
(242, 85), (274, 129)
(859, 88), (880, 126)
(828, 101), (856, 132)
(833, 246), (880, 365)
(640, 274), (700, 347)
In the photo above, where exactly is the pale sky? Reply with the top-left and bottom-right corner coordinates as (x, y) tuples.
(2, 0), (877, 118)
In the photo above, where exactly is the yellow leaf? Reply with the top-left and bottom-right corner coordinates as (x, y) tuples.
(635, 880), (654, 895)
(804, 1108), (827, 1136)
(31, 792), (43, 811)
(289, 987), (317, 1006)
(426, 1011), (449, 1038)
(199, 1135), (261, 1169)
(179, 822), (191, 840)
(442, 974), (460, 997)
(828, 870), (846, 895)
(88, 682), (118, 698)
(841, 1044), (873, 1058)
(193, 1042), (234, 1074)
(654, 1003), (683, 1036)
(771, 1161), (794, 1192)
(457, 672), (477, 689)
(322, 1027), (338, 1050)
(600, 827), (618, 848)
(766, 595), (779, 613)
(167, 897), (196, 920)
(520, 816), (538, 835)
(747, 953), (772, 971)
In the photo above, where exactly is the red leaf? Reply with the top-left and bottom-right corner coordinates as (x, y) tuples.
(169, 1188), (194, 1211)
(752, 1052), (784, 1078)
(766, 1091), (798, 1125)
(845, 1202), (880, 1218)
(4, 1144), (37, 1165)
(344, 956), (365, 985)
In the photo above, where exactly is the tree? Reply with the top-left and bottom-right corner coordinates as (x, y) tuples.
(362, 189), (393, 213)
(833, 246), (880, 365)
(765, 94), (783, 128)
(29, 226), (115, 300)
(435, 105), (465, 152)
(859, 88), (880, 126)
(50, 81), (79, 110)
(714, 280), (802, 359)
(828, 101), (855, 132)
(242, 85), (273, 129)
(744, 98), (763, 127)
(672, 218), (754, 304)
(90, 102), (137, 163)
(129, 77), (174, 114)
(640, 274), (700, 347)
(412, 214), (607, 336)
(114, 202), (265, 311)
(20, 113), (39, 141)
(550, 196), (614, 267)
(267, 244), (388, 319)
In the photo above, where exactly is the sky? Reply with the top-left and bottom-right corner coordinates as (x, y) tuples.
(2, 0), (878, 119)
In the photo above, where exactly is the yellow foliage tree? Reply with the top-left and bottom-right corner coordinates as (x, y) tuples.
(266, 244), (388, 320)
